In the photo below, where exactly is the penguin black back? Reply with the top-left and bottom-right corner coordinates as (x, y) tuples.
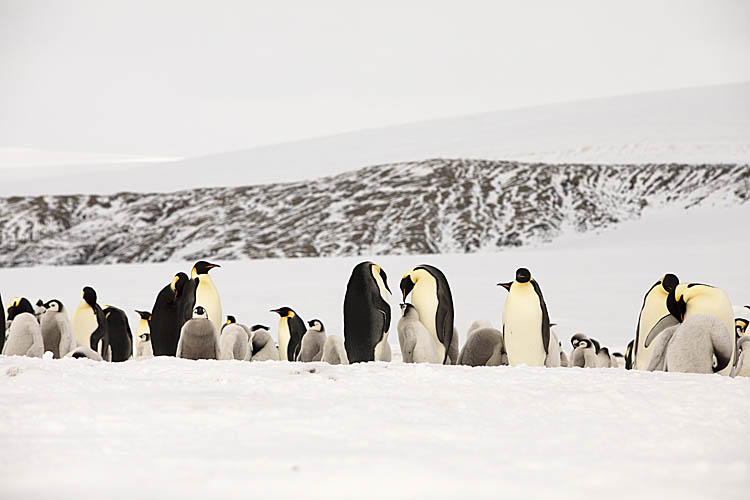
(415, 264), (454, 363)
(83, 287), (109, 360)
(0, 292), (5, 353)
(7, 297), (35, 320)
(530, 278), (551, 356)
(103, 306), (133, 362)
(344, 262), (391, 363)
(150, 273), (195, 356)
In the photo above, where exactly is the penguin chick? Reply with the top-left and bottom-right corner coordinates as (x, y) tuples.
(457, 323), (504, 367)
(176, 306), (221, 360)
(41, 300), (76, 358)
(244, 325), (279, 362)
(134, 310), (153, 358)
(398, 303), (442, 364)
(545, 329), (562, 368)
(297, 319), (327, 362)
(568, 334), (599, 368)
(649, 315), (733, 374)
(34, 299), (45, 323)
(322, 335), (349, 365)
(596, 345), (613, 368)
(219, 323), (249, 360)
(731, 337), (750, 377)
(3, 298), (44, 357)
(65, 345), (104, 361)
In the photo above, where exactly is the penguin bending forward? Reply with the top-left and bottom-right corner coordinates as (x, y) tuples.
(150, 273), (195, 356)
(457, 321), (505, 367)
(134, 310), (153, 358)
(271, 307), (306, 361)
(71, 287), (110, 361)
(498, 268), (550, 367)
(298, 319), (327, 362)
(569, 334), (599, 368)
(3, 298), (44, 357)
(191, 261), (222, 335)
(103, 306), (133, 362)
(243, 325), (279, 362)
(176, 306), (221, 360)
(343, 262), (392, 363)
(633, 274), (679, 370)
(400, 265), (455, 364)
(219, 319), (250, 361)
(40, 300), (76, 358)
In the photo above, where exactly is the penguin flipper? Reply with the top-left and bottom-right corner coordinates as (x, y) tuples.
(644, 314), (680, 348)
(531, 280), (551, 356)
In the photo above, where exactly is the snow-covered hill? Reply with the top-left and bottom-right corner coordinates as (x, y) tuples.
(1, 160), (747, 267)
(2, 83), (749, 197)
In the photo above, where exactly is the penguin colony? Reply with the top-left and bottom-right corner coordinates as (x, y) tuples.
(2, 260), (749, 377)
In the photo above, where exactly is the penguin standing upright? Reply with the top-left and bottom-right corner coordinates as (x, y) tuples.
(176, 306), (221, 360)
(297, 320), (327, 362)
(150, 273), (193, 356)
(633, 274), (680, 370)
(71, 287), (109, 361)
(134, 310), (153, 358)
(398, 303), (442, 364)
(497, 268), (550, 367)
(322, 335), (348, 365)
(343, 262), (392, 363)
(666, 282), (736, 375)
(191, 261), (222, 334)
(3, 298), (44, 357)
(271, 307), (306, 361)
(243, 325), (279, 362)
(40, 299), (76, 358)
(569, 334), (600, 368)
(219, 318), (250, 361)
(102, 305), (133, 362)
(399, 265), (455, 364)
(624, 340), (635, 369)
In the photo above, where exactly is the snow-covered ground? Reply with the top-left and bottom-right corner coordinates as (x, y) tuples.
(2, 82), (748, 196)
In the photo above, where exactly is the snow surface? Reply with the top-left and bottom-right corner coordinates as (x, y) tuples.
(2, 83), (749, 196)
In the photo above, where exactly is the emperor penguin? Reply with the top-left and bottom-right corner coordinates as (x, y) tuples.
(498, 268), (550, 367)
(271, 307), (306, 361)
(647, 316), (731, 374)
(731, 337), (750, 377)
(734, 305), (750, 339)
(457, 320), (505, 367)
(322, 335), (349, 365)
(612, 352), (625, 368)
(191, 261), (222, 334)
(71, 287), (110, 361)
(545, 328), (562, 368)
(399, 264), (455, 364)
(102, 305), (133, 362)
(40, 299), (76, 358)
(34, 299), (45, 323)
(176, 306), (221, 360)
(3, 298), (44, 357)
(150, 272), (193, 356)
(0, 292), (5, 353)
(298, 319), (327, 362)
(569, 334), (599, 368)
(624, 340), (635, 370)
(134, 310), (153, 358)
(398, 303), (443, 364)
(343, 262), (392, 363)
(666, 282), (736, 375)
(219, 322), (249, 361)
(633, 274), (680, 370)
(243, 325), (279, 362)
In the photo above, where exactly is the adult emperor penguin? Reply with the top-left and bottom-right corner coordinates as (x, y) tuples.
(343, 262), (392, 363)
(399, 264), (455, 364)
(569, 334), (599, 368)
(498, 268), (550, 367)
(647, 316), (731, 374)
(457, 320), (505, 367)
(71, 287), (110, 361)
(134, 310), (153, 358)
(298, 319), (327, 362)
(624, 340), (635, 369)
(633, 274), (680, 370)
(3, 298), (44, 357)
(271, 307), (306, 361)
(40, 300), (76, 358)
(398, 303), (442, 364)
(322, 335), (349, 365)
(150, 272), (193, 356)
(219, 321), (250, 361)
(666, 282), (736, 375)
(191, 261), (222, 334)
(103, 305), (132, 362)
(243, 325), (279, 362)
(176, 306), (221, 360)
(731, 337), (750, 377)
(735, 305), (750, 339)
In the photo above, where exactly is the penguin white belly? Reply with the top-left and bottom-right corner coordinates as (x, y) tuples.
(635, 292), (670, 370)
(411, 282), (446, 361)
(412, 328), (441, 364)
(278, 319), (291, 361)
(71, 303), (98, 347)
(135, 320), (153, 358)
(195, 275), (222, 334)
(503, 286), (545, 367)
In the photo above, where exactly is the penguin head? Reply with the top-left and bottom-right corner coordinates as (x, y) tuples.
(135, 310), (151, 321)
(571, 333), (590, 349)
(660, 274), (679, 293)
(170, 272), (189, 297)
(226, 315), (236, 325)
(307, 319), (324, 332)
(139, 333), (151, 342)
(369, 263), (392, 295)
(515, 268), (531, 284)
(737, 319), (749, 337)
(250, 324), (270, 332)
(399, 273), (415, 302)
(44, 299), (64, 313)
(192, 261), (220, 277)
(400, 303), (419, 319)
(193, 306), (208, 319)
(666, 283), (687, 322)
(82, 287), (98, 307)
(7, 297), (34, 321)
(270, 307), (295, 318)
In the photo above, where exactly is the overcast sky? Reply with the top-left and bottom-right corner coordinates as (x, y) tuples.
(1, 0), (748, 158)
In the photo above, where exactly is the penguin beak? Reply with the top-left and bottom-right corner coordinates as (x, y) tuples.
(208, 263), (220, 269)
(497, 282), (512, 291)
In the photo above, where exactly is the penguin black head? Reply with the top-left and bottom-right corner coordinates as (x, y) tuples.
(44, 299), (64, 313)
(571, 333), (590, 349)
(226, 315), (236, 325)
(7, 297), (34, 321)
(661, 274), (679, 293)
(193, 306), (207, 318)
(270, 307), (295, 318)
(666, 286), (687, 322)
(400, 303), (418, 318)
(139, 333), (151, 342)
(515, 268), (531, 283)
(135, 310), (151, 321)
(171, 272), (189, 297)
(308, 319), (324, 331)
(193, 261), (220, 276)
(737, 319), (749, 337)
(82, 287), (98, 306)
(399, 274), (415, 302)
(250, 324), (270, 332)
(35, 299), (44, 307)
